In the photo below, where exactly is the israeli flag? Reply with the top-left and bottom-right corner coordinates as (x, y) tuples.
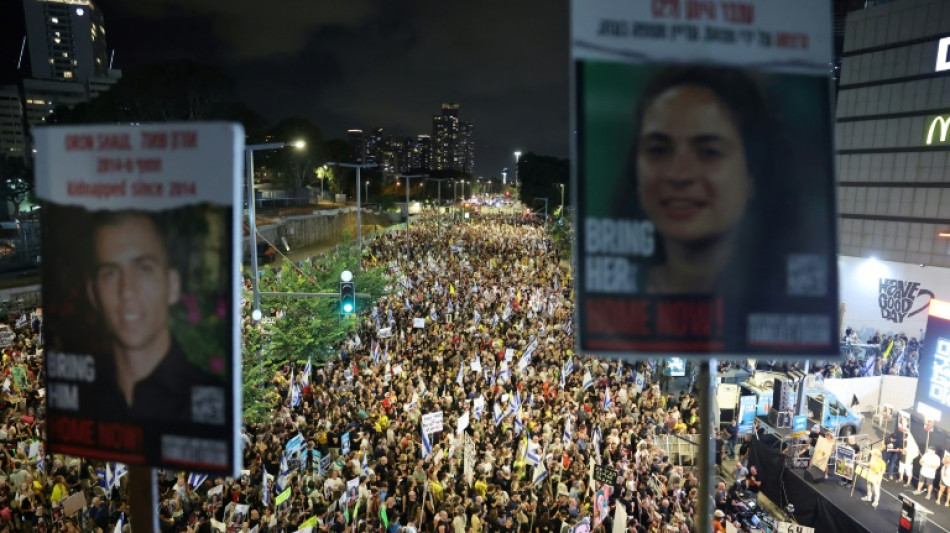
(499, 363), (511, 383)
(421, 427), (433, 460)
(489, 365), (497, 386)
(362, 449), (370, 477)
(616, 362), (624, 380)
(518, 338), (537, 372)
(276, 452), (290, 492)
(532, 457), (548, 487)
(290, 374), (301, 408)
(603, 385), (612, 411)
(382, 343), (389, 364)
(583, 368), (594, 390)
(372, 342), (381, 366)
(564, 357), (575, 378)
(634, 371), (646, 393)
(564, 319), (572, 336)
(418, 378), (428, 397)
(113, 513), (125, 533)
(405, 297), (412, 310)
(301, 357), (312, 387)
(514, 410), (523, 435)
(505, 390), (521, 418)
(430, 308), (439, 322)
(456, 362), (465, 387)
(862, 355), (876, 376)
(406, 393), (419, 412)
(525, 446), (541, 467)
(474, 396), (485, 420)
(491, 314), (499, 327)
(473, 310), (481, 325)
(502, 304), (512, 322)
(493, 402), (504, 426)
(563, 416), (573, 447)
(592, 425), (602, 454)
(261, 465), (270, 506)
(187, 472), (208, 491)
(108, 463), (128, 493)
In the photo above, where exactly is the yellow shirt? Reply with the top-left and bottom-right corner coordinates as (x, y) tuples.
(868, 457), (886, 483)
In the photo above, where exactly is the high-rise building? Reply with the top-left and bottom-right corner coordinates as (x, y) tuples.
(347, 129), (364, 162)
(431, 103), (474, 173)
(23, 0), (109, 84)
(0, 86), (26, 156)
(835, 0), (950, 268)
(411, 135), (431, 171)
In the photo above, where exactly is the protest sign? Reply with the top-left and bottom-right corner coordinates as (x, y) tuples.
(572, 0), (838, 358)
(37, 123), (243, 473)
(422, 411), (444, 434)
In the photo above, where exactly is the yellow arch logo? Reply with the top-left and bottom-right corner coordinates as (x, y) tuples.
(926, 116), (950, 145)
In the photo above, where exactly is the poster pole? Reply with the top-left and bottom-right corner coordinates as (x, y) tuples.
(697, 359), (716, 533)
(128, 466), (156, 532)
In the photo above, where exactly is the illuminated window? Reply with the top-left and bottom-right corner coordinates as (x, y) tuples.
(51, 17), (59, 23)
(63, 71), (73, 79)
(53, 38), (61, 44)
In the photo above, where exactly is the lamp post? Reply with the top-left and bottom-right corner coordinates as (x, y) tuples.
(397, 173), (426, 260)
(246, 140), (305, 321)
(327, 161), (377, 269)
(364, 180), (370, 204)
(514, 151), (522, 186)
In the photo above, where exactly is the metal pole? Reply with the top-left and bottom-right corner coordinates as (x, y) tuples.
(356, 166), (362, 267)
(128, 467), (157, 532)
(246, 149), (261, 317)
(405, 176), (410, 258)
(697, 359), (716, 533)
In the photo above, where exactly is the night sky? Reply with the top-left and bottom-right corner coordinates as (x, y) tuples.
(92, 0), (571, 177)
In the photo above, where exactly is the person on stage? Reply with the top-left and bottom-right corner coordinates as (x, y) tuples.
(839, 436), (860, 488)
(897, 431), (919, 487)
(915, 447), (941, 500)
(935, 452), (950, 507)
(861, 449), (886, 509)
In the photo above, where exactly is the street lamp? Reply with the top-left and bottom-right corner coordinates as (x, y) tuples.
(246, 139), (306, 321)
(514, 151), (522, 186)
(364, 180), (370, 203)
(397, 173), (426, 260)
(327, 161), (377, 269)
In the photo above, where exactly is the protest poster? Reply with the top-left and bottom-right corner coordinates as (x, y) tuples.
(275, 487), (292, 520)
(834, 445), (855, 481)
(422, 411), (444, 434)
(61, 491), (86, 516)
(346, 477), (360, 504)
(341, 432), (351, 456)
(572, 0), (838, 358)
(228, 503), (250, 532)
(593, 486), (611, 528)
(413, 318), (426, 329)
(37, 123), (243, 474)
(737, 395), (756, 434)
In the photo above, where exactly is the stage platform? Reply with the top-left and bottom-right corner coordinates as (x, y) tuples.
(749, 440), (950, 533)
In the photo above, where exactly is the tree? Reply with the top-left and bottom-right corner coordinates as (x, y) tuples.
(241, 238), (388, 422)
(258, 117), (326, 198)
(0, 156), (33, 220)
(50, 60), (268, 136)
(517, 153), (569, 216)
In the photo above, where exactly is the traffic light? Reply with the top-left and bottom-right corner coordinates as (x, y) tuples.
(339, 281), (356, 315)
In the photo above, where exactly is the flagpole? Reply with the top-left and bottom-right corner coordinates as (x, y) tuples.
(696, 359), (716, 533)
(128, 466), (156, 532)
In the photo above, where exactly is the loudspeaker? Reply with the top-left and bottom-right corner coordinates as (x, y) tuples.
(804, 466), (825, 483)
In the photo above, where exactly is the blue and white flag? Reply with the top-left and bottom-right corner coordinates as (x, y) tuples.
(564, 319), (573, 337)
(362, 449), (370, 477)
(372, 342), (381, 366)
(514, 410), (523, 435)
(502, 303), (512, 322)
(261, 465), (270, 506)
(418, 378), (428, 397)
(505, 390), (521, 418)
(474, 396), (485, 421)
(430, 308), (439, 322)
(563, 357), (575, 378)
(592, 426), (602, 456)
(489, 365), (497, 386)
(290, 374), (301, 408)
(276, 452), (290, 492)
(616, 363), (624, 380)
(518, 338), (538, 372)
(493, 402), (504, 426)
(187, 472), (208, 491)
(560, 366), (566, 391)
(491, 314), (499, 327)
(387, 307), (393, 323)
(583, 368), (594, 390)
(382, 343), (389, 364)
(525, 446), (541, 467)
(113, 513), (125, 533)
(421, 426), (433, 460)
(406, 392), (419, 412)
(301, 357), (312, 387)
(473, 310), (481, 325)
(405, 297), (412, 310)
(532, 457), (548, 486)
(563, 416), (573, 448)
(456, 362), (465, 387)
(603, 385), (612, 411)
(862, 355), (877, 376)
(633, 371), (646, 393)
(499, 362), (511, 383)
(107, 463), (128, 493)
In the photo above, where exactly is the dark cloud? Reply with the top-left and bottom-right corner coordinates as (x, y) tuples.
(94, 0), (570, 175)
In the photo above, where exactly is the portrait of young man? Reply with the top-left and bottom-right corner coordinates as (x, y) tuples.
(80, 210), (224, 423)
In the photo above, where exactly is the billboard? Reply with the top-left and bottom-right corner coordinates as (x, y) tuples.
(914, 299), (950, 434)
(38, 123), (243, 474)
(572, 0), (839, 358)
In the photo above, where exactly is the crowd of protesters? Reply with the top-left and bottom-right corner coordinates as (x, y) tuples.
(0, 211), (781, 532)
(830, 328), (921, 378)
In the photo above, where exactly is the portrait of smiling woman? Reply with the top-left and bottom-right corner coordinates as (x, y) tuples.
(627, 65), (789, 296)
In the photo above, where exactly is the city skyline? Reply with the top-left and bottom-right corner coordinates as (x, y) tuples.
(2, 0), (572, 177)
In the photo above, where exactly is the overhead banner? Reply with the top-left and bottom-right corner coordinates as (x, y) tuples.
(37, 123), (243, 474)
(572, 0), (839, 358)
